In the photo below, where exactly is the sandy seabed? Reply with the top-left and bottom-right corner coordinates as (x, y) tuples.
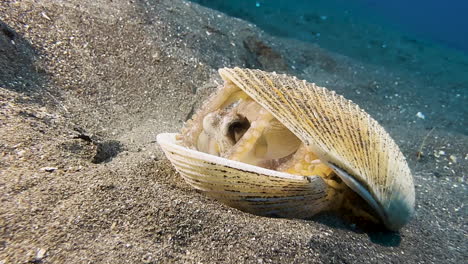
(0, 0), (466, 263)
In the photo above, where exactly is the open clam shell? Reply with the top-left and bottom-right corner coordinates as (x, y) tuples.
(157, 67), (415, 231)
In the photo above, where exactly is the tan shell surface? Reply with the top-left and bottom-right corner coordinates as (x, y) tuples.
(218, 67), (415, 230)
(157, 133), (331, 218)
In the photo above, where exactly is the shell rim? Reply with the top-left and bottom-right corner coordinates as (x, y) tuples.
(157, 133), (316, 182)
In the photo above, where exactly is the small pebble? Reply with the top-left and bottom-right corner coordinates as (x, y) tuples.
(36, 248), (47, 260)
(449, 155), (457, 163)
(41, 12), (51, 21)
(416, 112), (425, 119)
(434, 150), (445, 158)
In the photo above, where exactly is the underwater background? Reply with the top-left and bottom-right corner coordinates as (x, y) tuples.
(190, 0), (468, 54)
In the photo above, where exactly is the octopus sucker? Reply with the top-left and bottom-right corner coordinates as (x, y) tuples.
(158, 67), (415, 231)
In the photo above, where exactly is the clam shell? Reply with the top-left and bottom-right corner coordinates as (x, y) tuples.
(157, 133), (331, 218)
(157, 67), (415, 231)
(218, 68), (415, 230)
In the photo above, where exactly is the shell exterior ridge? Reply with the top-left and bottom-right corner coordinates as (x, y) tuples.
(218, 67), (415, 230)
(157, 133), (332, 218)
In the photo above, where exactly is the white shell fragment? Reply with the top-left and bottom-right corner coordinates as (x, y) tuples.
(158, 67), (415, 231)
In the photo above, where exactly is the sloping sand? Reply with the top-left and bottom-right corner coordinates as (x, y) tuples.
(1, 0), (466, 263)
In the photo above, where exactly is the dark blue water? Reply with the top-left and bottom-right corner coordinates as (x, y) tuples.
(352, 0), (468, 53)
(355, 0), (468, 52)
(191, 0), (468, 54)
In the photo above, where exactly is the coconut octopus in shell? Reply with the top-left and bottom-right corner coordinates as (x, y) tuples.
(157, 67), (415, 231)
